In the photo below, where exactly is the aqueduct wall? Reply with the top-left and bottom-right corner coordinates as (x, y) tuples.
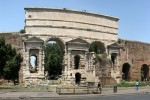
(119, 39), (150, 81)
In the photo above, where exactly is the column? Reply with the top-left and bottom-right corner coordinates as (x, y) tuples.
(67, 51), (71, 71)
(42, 50), (45, 71)
(39, 49), (42, 71)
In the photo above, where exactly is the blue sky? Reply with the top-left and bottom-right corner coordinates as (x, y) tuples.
(0, 0), (150, 43)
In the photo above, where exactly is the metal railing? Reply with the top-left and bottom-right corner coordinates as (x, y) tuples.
(56, 86), (102, 95)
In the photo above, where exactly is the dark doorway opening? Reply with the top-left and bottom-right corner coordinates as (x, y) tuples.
(141, 64), (149, 81)
(75, 72), (81, 85)
(111, 53), (117, 65)
(122, 63), (130, 81)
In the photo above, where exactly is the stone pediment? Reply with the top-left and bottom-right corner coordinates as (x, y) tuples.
(66, 38), (89, 51)
(107, 42), (121, 48)
(25, 36), (44, 43)
(67, 38), (89, 45)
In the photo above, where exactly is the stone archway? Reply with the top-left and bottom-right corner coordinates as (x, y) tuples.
(29, 55), (38, 73)
(29, 49), (40, 73)
(30, 55), (37, 67)
(141, 64), (149, 81)
(45, 37), (65, 52)
(122, 63), (130, 81)
(75, 72), (81, 85)
(23, 7), (119, 86)
(89, 41), (106, 54)
(44, 38), (65, 79)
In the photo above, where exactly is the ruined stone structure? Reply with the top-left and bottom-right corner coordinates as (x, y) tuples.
(23, 7), (120, 85)
(1, 7), (150, 86)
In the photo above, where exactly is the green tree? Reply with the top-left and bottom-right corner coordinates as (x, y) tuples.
(44, 43), (63, 79)
(0, 38), (6, 77)
(89, 43), (100, 54)
(95, 53), (111, 67)
(89, 42), (105, 54)
(0, 37), (23, 81)
(89, 42), (111, 72)
(20, 29), (26, 34)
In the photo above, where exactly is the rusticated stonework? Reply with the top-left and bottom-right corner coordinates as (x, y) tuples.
(22, 7), (120, 86)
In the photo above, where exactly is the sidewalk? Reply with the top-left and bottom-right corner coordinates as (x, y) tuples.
(101, 86), (150, 96)
(0, 86), (150, 99)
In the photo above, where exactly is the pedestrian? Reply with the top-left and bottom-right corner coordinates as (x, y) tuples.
(136, 80), (139, 91)
(97, 81), (102, 94)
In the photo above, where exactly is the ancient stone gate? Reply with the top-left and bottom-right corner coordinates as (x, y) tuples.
(22, 7), (120, 86)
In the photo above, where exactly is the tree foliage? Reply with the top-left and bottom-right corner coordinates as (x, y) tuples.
(89, 42), (111, 67)
(20, 29), (26, 34)
(44, 43), (63, 79)
(95, 53), (111, 67)
(89, 41), (105, 54)
(89, 43), (100, 54)
(0, 37), (23, 81)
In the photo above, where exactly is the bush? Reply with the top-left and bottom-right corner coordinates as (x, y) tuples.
(117, 80), (150, 87)
(139, 81), (150, 86)
(20, 29), (26, 34)
(117, 81), (135, 87)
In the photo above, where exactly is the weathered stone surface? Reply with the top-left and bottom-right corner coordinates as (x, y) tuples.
(0, 32), (23, 51)
(22, 7), (120, 86)
(24, 7), (118, 43)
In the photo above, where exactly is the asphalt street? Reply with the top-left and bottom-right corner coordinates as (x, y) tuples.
(1, 86), (150, 100)
(1, 93), (150, 100)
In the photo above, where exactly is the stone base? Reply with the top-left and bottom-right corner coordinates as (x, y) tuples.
(24, 75), (48, 87)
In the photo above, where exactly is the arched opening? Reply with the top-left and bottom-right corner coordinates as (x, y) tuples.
(111, 53), (117, 65)
(89, 41), (105, 54)
(75, 72), (81, 85)
(45, 38), (65, 52)
(44, 38), (64, 79)
(141, 64), (149, 81)
(122, 63), (130, 81)
(30, 55), (37, 68)
(29, 49), (39, 73)
(74, 55), (80, 69)
(29, 55), (38, 73)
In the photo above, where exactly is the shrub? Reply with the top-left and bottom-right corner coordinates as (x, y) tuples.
(20, 29), (26, 34)
(117, 81), (135, 87)
(117, 80), (150, 87)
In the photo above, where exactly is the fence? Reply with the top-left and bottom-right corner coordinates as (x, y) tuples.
(56, 86), (102, 95)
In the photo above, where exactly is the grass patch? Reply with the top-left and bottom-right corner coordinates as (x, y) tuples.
(117, 80), (150, 87)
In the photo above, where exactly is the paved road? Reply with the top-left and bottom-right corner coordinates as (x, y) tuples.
(1, 86), (150, 100)
(1, 93), (150, 100)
